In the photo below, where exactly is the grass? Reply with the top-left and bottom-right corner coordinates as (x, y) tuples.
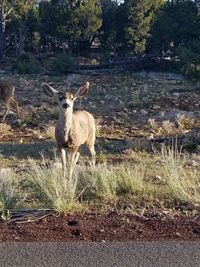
(23, 144), (200, 213)
(28, 158), (83, 214)
(0, 143), (199, 215)
(160, 144), (200, 204)
(0, 168), (19, 213)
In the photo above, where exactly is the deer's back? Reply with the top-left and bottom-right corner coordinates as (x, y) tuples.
(0, 81), (15, 102)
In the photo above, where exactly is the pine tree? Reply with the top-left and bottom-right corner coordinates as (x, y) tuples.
(124, 0), (164, 54)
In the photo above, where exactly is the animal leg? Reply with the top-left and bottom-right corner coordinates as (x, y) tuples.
(13, 99), (20, 118)
(10, 98), (21, 118)
(89, 145), (96, 166)
(1, 103), (10, 123)
(69, 147), (79, 180)
(73, 150), (80, 168)
(59, 147), (67, 177)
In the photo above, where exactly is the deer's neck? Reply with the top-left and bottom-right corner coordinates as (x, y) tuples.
(58, 108), (73, 142)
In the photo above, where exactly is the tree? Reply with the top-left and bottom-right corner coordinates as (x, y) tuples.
(0, 0), (17, 59)
(38, 0), (102, 54)
(99, 0), (118, 56)
(124, 0), (164, 54)
(148, 0), (199, 53)
(147, 0), (200, 79)
(74, 0), (102, 52)
(10, 0), (36, 57)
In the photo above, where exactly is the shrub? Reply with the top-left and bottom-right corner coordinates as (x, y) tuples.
(52, 53), (77, 74)
(181, 64), (200, 81)
(160, 144), (200, 204)
(14, 53), (41, 74)
(28, 158), (82, 214)
(176, 41), (200, 80)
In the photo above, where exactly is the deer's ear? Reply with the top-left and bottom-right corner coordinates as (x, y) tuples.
(42, 83), (59, 97)
(74, 82), (89, 98)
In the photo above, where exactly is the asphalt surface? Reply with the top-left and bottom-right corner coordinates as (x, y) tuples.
(0, 242), (200, 267)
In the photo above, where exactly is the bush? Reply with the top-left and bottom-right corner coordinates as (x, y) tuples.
(14, 53), (41, 74)
(176, 41), (200, 80)
(52, 53), (77, 74)
(181, 64), (200, 80)
(28, 158), (81, 214)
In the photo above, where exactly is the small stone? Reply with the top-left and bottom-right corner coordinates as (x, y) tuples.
(159, 111), (165, 117)
(140, 109), (148, 115)
(173, 93), (180, 97)
(153, 104), (161, 109)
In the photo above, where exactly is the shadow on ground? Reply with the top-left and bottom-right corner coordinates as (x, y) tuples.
(0, 142), (55, 159)
(0, 132), (199, 160)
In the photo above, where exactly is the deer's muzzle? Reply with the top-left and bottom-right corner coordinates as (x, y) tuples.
(63, 103), (70, 109)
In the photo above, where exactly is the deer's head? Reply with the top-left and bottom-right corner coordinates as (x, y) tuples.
(42, 82), (89, 111)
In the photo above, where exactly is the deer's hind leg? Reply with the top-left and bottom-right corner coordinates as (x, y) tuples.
(1, 101), (10, 123)
(10, 97), (20, 118)
(87, 129), (96, 166)
(88, 143), (96, 166)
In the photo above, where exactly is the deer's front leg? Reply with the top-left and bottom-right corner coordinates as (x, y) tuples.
(68, 147), (79, 180)
(59, 147), (66, 176)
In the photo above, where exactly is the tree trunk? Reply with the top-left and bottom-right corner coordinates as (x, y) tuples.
(16, 16), (27, 58)
(0, 21), (4, 60)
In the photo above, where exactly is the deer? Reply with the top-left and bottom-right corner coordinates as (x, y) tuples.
(0, 81), (21, 123)
(42, 81), (96, 178)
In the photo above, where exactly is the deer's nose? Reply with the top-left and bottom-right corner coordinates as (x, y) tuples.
(63, 103), (70, 109)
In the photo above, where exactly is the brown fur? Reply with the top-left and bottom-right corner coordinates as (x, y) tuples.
(0, 81), (21, 122)
(42, 81), (96, 178)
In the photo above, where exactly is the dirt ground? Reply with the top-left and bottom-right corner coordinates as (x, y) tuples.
(0, 212), (200, 241)
(0, 71), (200, 143)
(0, 72), (200, 241)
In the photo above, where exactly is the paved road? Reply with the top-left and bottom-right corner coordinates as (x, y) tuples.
(0, 242), (200, 267)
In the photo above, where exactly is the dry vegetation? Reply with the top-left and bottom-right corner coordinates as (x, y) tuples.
(0, 72), (200, 216)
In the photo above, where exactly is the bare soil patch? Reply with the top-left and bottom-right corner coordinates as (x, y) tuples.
(0, 212), (200, 242)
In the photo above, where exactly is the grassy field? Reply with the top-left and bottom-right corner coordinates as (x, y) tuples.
(0, 72), (200, 217)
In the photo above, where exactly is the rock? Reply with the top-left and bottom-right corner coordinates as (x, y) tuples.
(105, 95), (112, 100)
(13, 119), (22, 127)
(140, 109), (148, 115)
(153, 104), (161, 109)
(159, 111), (165, 117)
(123, 108), (129, 113)
(173, 92), (180, 97)
(19, 78), (29, 86)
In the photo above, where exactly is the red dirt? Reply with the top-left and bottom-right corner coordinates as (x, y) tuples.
(0, 212), (200, 242)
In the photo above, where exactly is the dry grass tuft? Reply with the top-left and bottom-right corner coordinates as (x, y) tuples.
(0, 123), (11, 133)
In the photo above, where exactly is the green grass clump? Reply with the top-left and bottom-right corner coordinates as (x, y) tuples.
(26, 144), (200, 214)
(28, 158), (82, 214)
(0, 168), (19, 214)
(160, 144), (200, 204)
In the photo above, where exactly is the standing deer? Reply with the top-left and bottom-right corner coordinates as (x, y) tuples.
(42, 81), (96, 178)
(0, 81), (21, 123)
